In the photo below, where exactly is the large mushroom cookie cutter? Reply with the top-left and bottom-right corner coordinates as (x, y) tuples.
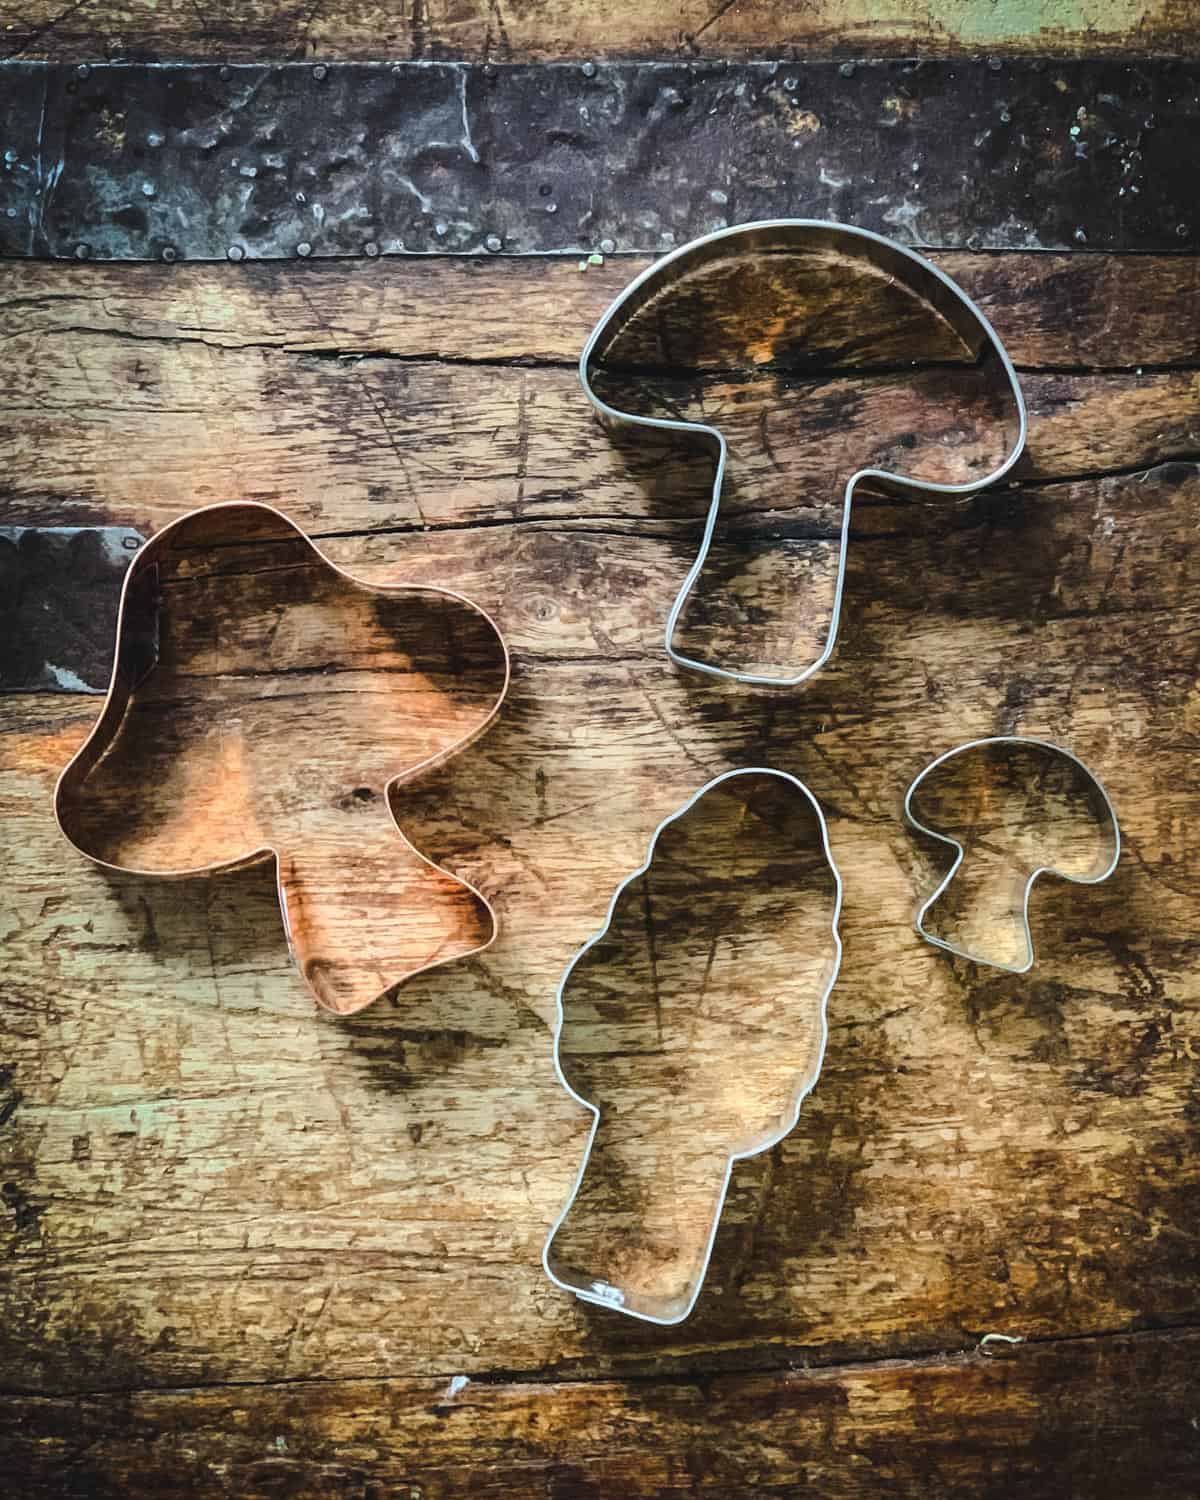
(904, 736), (1121, 974)
(55, 500), (510, 1017)
(581, 219), (1028, 687)
(543, 767), (843, 1326)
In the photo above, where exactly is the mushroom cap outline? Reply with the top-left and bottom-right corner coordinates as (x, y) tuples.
(542, 766), (843, 1326)
(580, 219), (1028, 688)
(54, 500), (511, 1013)
(904, 735), (1121, 975)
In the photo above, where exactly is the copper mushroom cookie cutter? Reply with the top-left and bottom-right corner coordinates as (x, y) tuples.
(581, 219), (1028, 687)
(543, 767), (844, 1325)
(55, 501), (510, 1016)
(904, 736), (1121, 974)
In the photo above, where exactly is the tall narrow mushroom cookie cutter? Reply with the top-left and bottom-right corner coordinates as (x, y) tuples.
(54, 500), (510, 1016)
(581, 220), (1028, 687)
(904, 735), (1121, 974)
(543, 766), (844, 1325)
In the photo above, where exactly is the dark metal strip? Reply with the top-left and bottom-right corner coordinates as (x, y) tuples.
(0, 526), (145, 693)
(0, 59), (1196, 260)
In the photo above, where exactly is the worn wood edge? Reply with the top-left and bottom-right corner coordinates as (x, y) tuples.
(0, 1327), (1196, 1500)
(1, 1), (1197, 63)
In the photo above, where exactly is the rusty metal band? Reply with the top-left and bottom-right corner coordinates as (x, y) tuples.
(0, 58), (1196, 261)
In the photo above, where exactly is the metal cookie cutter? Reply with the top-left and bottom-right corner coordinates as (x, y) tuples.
(581, 219), (1028, 687)
(55, 501), (510, 1016)
(544, 767), (843, 1325)
(904, 736), (1120, 974)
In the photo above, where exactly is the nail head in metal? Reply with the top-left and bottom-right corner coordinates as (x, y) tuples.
(296, 241), (313, 257)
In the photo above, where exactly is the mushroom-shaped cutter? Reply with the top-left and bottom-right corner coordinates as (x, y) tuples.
(904, 736), (1120, 973)
(55, 502), (510, 1015)
(544, 767), (843, 1325)
(581, 219), (1027, 687)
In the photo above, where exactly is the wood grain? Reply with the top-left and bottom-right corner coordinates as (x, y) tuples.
(2, 252), (1197, 366)
(1, 1332), (1197, 1498)
(1, 245), (1198, 1493)
(1, 0), (1195, 62)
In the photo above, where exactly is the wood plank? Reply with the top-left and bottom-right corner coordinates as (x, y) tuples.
(1, 1330), (1197, 1498)
(2, 458), (1198, 1391)
(1, 325), (1197, 541)
(0, 0), (1195, 63)
(2, 252), (1198, 368)
(2, 243), (1198, 1492)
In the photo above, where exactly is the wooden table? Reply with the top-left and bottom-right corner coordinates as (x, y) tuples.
(2, 5), (1198, 1495)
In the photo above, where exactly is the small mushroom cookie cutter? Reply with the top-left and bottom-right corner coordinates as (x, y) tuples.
(904, 736), (1121, 974)
(581, 219), (1028, 687)
(55, 501), (510, 1016)
(544, 767), (843, 1325)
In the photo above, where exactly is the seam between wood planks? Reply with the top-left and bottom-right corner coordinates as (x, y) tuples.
(0, 1320), (1195, 1401)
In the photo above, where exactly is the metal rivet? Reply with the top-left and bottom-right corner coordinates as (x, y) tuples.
(141, 182), (155, 198)
(161, 246), (178, 262)
(838, 61), (855, 78)
(482, 63), (497, 80)
(226, 244), (245, 261)
(219, 65), (232, 81)
(599, 237), (616, 255)
(74, 243), (91, 260)
(1177, 223), (1190, 239)
(545, 201), (558, 214)
(391, 63), (403, 77)
(1000, 109), (1012, 123)
(312, 63), (327, 81)
(296, 241), (313, 257)
(364, 240), (380, 257)
(485, 233), (502, 253)
(987, 55), (1003, 71)
(581, 61), (596, 78)
(3, 148), (17, 164)
(1073, 227), (1087, 243)
(783, 76), (797, 92)
(434, 220), (448, 237)
(76, 63), (90, 78)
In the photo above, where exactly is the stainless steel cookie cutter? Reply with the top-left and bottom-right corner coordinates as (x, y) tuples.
(904, 735), (1121, 974)
(543, 766), (844, 1325)
(54, 500), (511, 1016)
(580, 220), (1028, 687)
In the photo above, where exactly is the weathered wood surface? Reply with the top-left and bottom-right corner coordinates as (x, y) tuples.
(1, 244), (1199, 1495)
(1, 0), (1195, 61)
(2, 1331), (1197, 1498)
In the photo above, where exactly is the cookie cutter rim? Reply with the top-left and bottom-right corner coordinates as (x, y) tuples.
(580, 218), (1029, 688)
(543, 765), (844, 1326)
(53, 499), (512, 1013)
(904, 734), (1121, 975)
